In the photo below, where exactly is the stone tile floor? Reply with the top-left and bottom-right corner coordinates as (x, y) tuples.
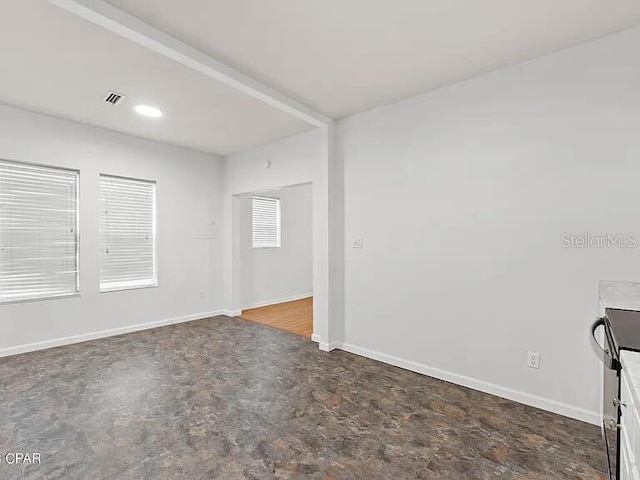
(0, 316), (606, 479)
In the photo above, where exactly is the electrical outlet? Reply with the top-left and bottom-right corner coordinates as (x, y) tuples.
(527, 351), (540, 369)
(199, 289), (205, 299)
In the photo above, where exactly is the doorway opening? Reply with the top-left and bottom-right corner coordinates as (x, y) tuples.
(234, 183), (313, 338)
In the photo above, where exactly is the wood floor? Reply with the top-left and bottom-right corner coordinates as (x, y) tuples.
(240, 296), (313, 338)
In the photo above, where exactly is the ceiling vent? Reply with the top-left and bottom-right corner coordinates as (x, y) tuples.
(103, 91), (125, 105)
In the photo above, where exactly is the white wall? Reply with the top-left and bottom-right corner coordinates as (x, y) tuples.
(0, 104), (223, 354)
(338, 26), (640, 423)
(238, 183), (313, 308)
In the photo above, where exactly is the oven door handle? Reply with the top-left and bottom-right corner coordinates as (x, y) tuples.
(591, 317), (616, 370)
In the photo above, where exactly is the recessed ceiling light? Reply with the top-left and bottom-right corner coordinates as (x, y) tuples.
(134, 104), (162, 118)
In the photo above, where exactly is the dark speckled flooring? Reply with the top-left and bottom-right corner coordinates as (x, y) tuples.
(0, 316), (606, 479)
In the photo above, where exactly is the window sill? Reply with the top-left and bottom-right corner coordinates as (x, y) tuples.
(100, 283), (158, 294)
(0, 292), (81, 306)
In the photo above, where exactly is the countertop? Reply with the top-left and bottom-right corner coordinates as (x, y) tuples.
(599, 280), (640, 314)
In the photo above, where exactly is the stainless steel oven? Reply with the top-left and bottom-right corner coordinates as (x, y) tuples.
(591, 316), (622, 480)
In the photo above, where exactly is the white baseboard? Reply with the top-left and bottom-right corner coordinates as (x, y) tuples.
(0, 310), (223, 359)
(322, 341), (340, 352)
(311, 334), (338, 352)
(243, 292), (312, 311)
(222, 309), (242, 317)
(334, 342), (599, 426)
(312, 336), (340, 352)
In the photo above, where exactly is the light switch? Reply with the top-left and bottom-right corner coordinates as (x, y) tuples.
(352, 237), (363, 249)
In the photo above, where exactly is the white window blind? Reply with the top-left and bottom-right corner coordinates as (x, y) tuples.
(0, 160), (79, 303)
(100, 175), (156, 292)
(252, 195), (281, 248)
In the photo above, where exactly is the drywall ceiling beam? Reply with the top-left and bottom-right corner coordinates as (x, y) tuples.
(48, 0), (331, 128)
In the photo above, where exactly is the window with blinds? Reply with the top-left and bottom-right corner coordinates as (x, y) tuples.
(99, 175), (156, 292)
(0, 160), (79, 303)
(252, 195), (281, 248)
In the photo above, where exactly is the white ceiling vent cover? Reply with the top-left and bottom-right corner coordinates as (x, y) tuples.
(103, 91), (125, 105)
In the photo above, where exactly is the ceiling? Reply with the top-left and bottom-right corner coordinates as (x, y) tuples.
(0, 0), (311, 155)
(2, 0), (640, 155)
(104, 0), (640, 119)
